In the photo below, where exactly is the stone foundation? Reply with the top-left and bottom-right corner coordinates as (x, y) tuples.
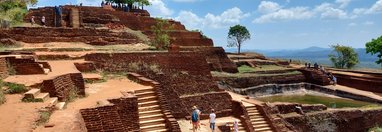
(41, 73), (85, 101)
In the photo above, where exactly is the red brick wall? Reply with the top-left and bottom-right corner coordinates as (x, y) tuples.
(5, 56), (46, 75)
(85, 52), (233, 118)
(333, 73), (382, 93)
(0, 27), (141, 45)
(74, 62), (96, 72)
(217, 74), (306, 88)
(41, 73), (85, 101)
(80, 96), (139, 132)
(299, 68), (330, 85)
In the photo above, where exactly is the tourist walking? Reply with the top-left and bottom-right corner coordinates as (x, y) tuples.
(233, 119), (239, 132)
(209, 109), (216, 132)
(191, 106), (199, 132)
(41, 16), (46, 26)
(30, 16), (35, 26)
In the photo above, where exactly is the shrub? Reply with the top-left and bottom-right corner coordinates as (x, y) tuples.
(6, 63), (16, 75)
(67, 87), (81, 102)
(36, 111), (52, 126)
(369, 126), (382, 132)
(0, 89), (5, 105)
(5, 83), (27, 94)
(150, 19), (171, 50)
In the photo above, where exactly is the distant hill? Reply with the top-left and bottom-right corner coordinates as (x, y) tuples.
(225, 46), (381, 69)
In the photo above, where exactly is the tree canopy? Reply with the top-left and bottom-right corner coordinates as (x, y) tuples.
(329, 44), (359, 69)
(366, 35), (382, 68)
(106, 0), (150, 9)
(0, 0), (37, 26)
(227, 24), (251, 54)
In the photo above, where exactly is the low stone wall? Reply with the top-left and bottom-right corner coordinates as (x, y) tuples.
(74, 62), (96, 72)
(299, 68), (330, 85)
(217, 73), (306, 88)
(0, 27), (141, 45)
(283, 108), (382, 132)
(268, 103), (327, 114)
(80, 96), (139, 132)
(240, 83), (382, 104)
(5, 56), (47, 75)
(41, 73), (85, 101)
(333, 72), (382, 93)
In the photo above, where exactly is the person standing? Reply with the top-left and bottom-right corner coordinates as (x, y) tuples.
(30, 16), (35, 26)
(191, 106), (199, 132)
(233, 120), (239, 132)
(41, 16), (46, 27)
(209, 109), (216, 132)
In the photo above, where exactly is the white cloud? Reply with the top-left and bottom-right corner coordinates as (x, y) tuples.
(364, 21), (374, 25)
(348, 22), (357, 26)
(335, 0), (351, 8)
(352, 0), (382, 15)
(253, 7), (314, 23)
(146, 0), (174, 17)
(258, 1), (281, 14)
(314, 3), (349, 19)
(172, 0), (201, 2)
(175, 7), (250, 29)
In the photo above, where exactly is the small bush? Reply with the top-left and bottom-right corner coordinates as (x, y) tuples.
(369, 126), (382, 132)
(150, 19), (171, 50)
(0, 89), (5, 105)
(67, 87), (82, 102)
(5, 83), (27, 94)
(36, 111), (52, 126)
(6, 63), (16, 75)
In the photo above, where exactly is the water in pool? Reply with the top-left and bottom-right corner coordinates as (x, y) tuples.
(257, 94), (378, 108)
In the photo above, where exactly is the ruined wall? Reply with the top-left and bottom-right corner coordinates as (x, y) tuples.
(284, 109), (382, 132)
(0, 27), (141, 45)
(0, 57), (8, 78)
(333, 72), (382, 93)
(41, 73), (85, 101)
(299, 68), (331, 86)
(85, 52), (232, 118)
(217, 73), (306, 88)
(180, 47), (238, 73)
(80, 104), (126, 132)
(74, 62), (96, 72)
(6, 56), (46, 75)
(108, 97), (140, 131)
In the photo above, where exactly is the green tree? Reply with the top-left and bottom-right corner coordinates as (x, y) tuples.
(150, 19), (171, 50)
(0, 0), (37, 26)
(137, 0), (150, 9)
(329, 44), (359, 69)
(366, 35), (382, 68)
(227, 24), (251, 54)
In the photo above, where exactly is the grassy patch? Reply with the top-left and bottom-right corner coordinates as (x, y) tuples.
(369, 126), (382, 132)
(84, 78), (106, 84)
(67, 87), (81, 102)
(4, 82), (27, 94)
(238, 65), (287, 73)
(212, 70), (302, 78)
(36, 111), (52, 126)
(0, 89), (6, 105)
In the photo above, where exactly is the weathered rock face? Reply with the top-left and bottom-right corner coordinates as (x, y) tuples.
(283, 109), (382, 132)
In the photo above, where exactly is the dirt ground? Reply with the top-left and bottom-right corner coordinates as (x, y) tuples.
(178, 116), (241, 132)
(0, 94), (50, 132)
(34, 78), (151, 132)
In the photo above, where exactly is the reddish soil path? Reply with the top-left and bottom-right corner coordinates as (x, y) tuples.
(34, 78), (151, 132)
(0, 94), (50, 132)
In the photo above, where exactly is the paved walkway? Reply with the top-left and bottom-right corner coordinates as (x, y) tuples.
(327, 84), (382, 102)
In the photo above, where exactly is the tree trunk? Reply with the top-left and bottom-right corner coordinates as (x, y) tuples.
(128, 3), (133, 10)
(238, 43), (241, 54)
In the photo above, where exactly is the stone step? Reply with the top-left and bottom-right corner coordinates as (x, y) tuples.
(257, 130), (273, 132)
(246, 106), (257, 110)
(248, 112), (260, 116)
(139, 113), (164, 121)
(47, 97), (58, 107)
(247, 109), (258, 113)
(55, 102), (66, 110)
(250, 117), (266, 122)
(139, 105), (160, 112)
(135, 91), (156, 98)
(252, 121), (267, 125)
(253, 124), (270, 128)
(139, 109), (163, 117)
(135, 88), (155, 94)
(35, 93), (50, 102)
(140, 123), (167, 131)
(255, 127), (272, 131)
(145, 128), (168, 132)
(24, 89), (41, 99)
(138, 100), (159, 107)
(139, 118), (165, 127)
(43, 68), (50, 74)
(138, 96), (157, 103)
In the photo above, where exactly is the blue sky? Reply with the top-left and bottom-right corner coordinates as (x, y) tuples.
(33, 0), (382, 50)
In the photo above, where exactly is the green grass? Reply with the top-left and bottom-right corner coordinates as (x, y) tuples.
(238, 65), (287, 73)
(0, 89), (5, 105)
(257, 94), (378, 108)
(5, 82), (27, 94)
(369, 126), (382, 132)
(36, 111), (52, 126)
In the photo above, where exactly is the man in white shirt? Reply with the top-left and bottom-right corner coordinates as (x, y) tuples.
(209, 109), (216, 132)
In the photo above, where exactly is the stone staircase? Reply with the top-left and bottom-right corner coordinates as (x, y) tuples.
(226, 120), (247, 132)
(135, 87), (168, 132)
(245, 106), (273, 132)
(70, 8), (80, 28)
(23, 88), (66, 110)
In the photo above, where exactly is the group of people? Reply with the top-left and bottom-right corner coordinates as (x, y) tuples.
(191, 106), (239, 132)
(30, 16), (46, 27)
(304, 62), (337, 85)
